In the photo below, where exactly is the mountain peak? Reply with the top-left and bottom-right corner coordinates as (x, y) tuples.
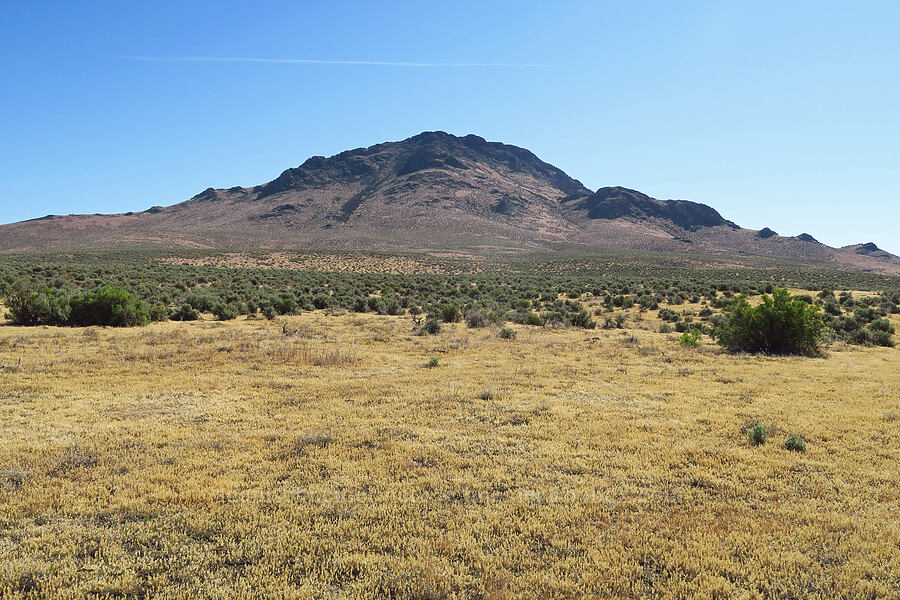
(256, 131), (590, 201)
(567, 186), (739, 231)
(2, 131), (899, 274)
(795, 233), (819, 243)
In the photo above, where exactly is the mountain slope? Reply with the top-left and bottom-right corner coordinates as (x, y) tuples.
(1, 131), (898, 273)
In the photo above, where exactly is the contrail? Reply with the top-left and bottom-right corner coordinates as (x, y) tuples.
(125, 56), (544, 68)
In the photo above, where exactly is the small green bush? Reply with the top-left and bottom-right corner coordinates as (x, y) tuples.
(824, 300), (842, 316)
(213, 303), (240, 321)
(659, 323), (673, 334)
(498, 327), (517, 339)
(678, 331), (701, 347)
(714, 289), (825, 356)
(440, 303), (462, 323)
(569, 309), (596, 329)
(524, 312), (544, 326)
(311, 293), (332, 310)
(785, 435), (807, 452)
(867, 327), (895, 347)
(3, 282), (71, 326)
(426, 357), (440, 368)
(149, 304), (170, 322)
(419, 319), (442, 335)
(275, 294), (300, 315)
(381, 298), (403, 316)
(658, 308), (681, 322)
(746, 423), (768, 446)
(465, 311), (490, 328)
(171, 303), (200, 321)
(67, 286), (150, 327)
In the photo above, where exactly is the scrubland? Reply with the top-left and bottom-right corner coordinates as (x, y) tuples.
(0, 307), (898, 599)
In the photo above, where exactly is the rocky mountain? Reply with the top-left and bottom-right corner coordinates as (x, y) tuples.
(564, 186), (738, 231)
(1, 131), (898, 273)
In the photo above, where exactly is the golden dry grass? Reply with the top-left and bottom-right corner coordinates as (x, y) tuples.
(0, 310), (898, 599)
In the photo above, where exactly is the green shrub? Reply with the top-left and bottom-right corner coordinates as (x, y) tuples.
(713, 289), (825, 356)
(498, 327), (517, 339)
(213, 303), (240, 321)
(426, 357), (440, 368)
(275, 294), (300, 315)
(351, 297), (367, 313)
(311, 293), (332, 310)
(465, 311), (490, 328)
(659, 323), (673, 334)
(149, 304), (170, 322)
(181, 291), (217, 313)
(524, 312), (544, 326)
(569, 309), (596, 329)
(868, 318), (895, 334)
(678, 331), (701, 347)
(3, 282), (71, 326)
(170, 303), (200, 322)
(637, 295), (659, 310)
(658, 308), (681, 322)
(746, 423), (768, 446)
(419, 319), (442, 335)
(785, 435), (806, 452)
(823, 300), (842, 316)
(866, 321), (895, 347)
(440, 303), (462, 323)
(68, 286), (149, 327)
(381, 298), (403, 316)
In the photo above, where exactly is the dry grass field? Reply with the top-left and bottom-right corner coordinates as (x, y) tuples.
(0, 306), (898, 599)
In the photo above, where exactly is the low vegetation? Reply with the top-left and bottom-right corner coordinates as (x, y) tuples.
(0, 250), (898, 597)
(3, 282), (149, 327)
(1, 250), (897, 351)
(0, 309), (896, 598)
(713, 288), (826, 356)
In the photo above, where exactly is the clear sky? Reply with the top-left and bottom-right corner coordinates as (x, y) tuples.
(2, 1), (898, 253)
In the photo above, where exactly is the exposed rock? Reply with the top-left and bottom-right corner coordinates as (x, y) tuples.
(569, 187), (739, 231)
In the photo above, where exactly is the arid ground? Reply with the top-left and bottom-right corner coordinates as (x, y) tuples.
(1, 303), (898, 599)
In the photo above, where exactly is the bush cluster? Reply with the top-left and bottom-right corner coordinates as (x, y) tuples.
(3, 283), (149, 327)
(714, 289), (826, 356)
(0, 251), (896, 348)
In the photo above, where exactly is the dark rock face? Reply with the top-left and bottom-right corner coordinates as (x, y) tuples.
(397, 147), (468, 175)
(253, 203), (301, 221)
(191, 188), (219, 202)
(570, 187), (739, 231)
(756, 227), (778, 239)
(255, 131), (591, 202)
(795, 233), (819, 243)
(857, 242), (881, 254)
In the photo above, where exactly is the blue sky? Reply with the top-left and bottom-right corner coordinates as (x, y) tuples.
(2, 1), (898, 253)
